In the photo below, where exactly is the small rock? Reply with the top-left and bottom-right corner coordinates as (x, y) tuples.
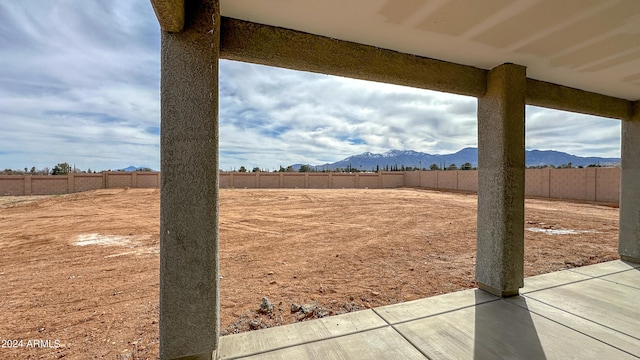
(259, 297), (274, 314)
(295, 312), (307, 321)
(249, 319), (261, 330)
(371, 291), (380, 296)
(301, 304), (316, 314)
(267, 271), (274, 275)
(343, 302), (359, 312)
(290, 303), (301, 313)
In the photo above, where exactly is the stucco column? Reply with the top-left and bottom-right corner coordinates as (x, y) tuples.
(619, 101), (640, 263)
(476, 63), (526, 297)
(159, 0), (220, 359)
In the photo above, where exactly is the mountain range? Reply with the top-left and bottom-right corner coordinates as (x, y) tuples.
(291, 148), (620, 171)
(119, 166), (155, 172)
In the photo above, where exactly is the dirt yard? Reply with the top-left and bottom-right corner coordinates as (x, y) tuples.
(0, 188), (619, 359)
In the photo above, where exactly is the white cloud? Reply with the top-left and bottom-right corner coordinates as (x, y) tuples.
(0, 1), (622, 172)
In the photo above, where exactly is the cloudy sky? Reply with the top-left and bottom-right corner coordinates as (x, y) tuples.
(0, 1), (621, 172)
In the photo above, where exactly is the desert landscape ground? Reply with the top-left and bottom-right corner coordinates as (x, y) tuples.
(0, 188), (619, 359)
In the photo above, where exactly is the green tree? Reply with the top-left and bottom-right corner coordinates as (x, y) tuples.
(299, 164), (312, 172)
(429, 163), (440, 170)
(252, 167), (261, 172)
(238, 166), (247, 172)
(51, 162), (72, 175)
(460, 162), (473, 170)
(447, 163), (458, 171)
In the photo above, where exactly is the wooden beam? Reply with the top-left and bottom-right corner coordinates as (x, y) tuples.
(526, 79), (632, 120)
(219, 17), (635, 119)
(220, 17), (488, 98)
(150, 0), (184, 32)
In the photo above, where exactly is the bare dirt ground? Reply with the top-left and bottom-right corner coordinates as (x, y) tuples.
(0, 188), (619, 359)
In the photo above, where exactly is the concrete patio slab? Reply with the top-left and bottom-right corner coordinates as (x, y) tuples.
(393, 299), (636, 360)
(217, 261), (640, 360)
(223, 327), (427, 360)
(520, 269), (591, 294)
(524, 277), (640, 339)
(568, 259), (640, 277)
(507, 295), (640, 357)
(600, 269), (640, 290)
(373, 288), (497, 324)
(218, 309), (387, 359)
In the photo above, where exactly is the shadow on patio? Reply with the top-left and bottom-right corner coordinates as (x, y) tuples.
(218, 260), (640, 359)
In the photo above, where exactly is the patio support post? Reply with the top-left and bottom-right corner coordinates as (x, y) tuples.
(476, 63), (526, 297)
(619, 101), (640, 263)
(159, 0), (221, 359)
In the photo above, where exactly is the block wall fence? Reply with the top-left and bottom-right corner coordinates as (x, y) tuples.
(0, 172), (160, 196)
(0, 168), (620, 203)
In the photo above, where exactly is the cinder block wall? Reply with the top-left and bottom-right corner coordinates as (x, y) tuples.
(358, 174), (378, 188)
(525, 168), (546, 197)
(457, 171), (478, 192)
(332, 174), (356, 188)
(404, 171), (419, 186)
(437, 171), (458, 190)
(308, 174), (329, 189)
(550, 168), (586, 200)
(74, 174), (104, 192)
(31, 176), (68, 195)
(257, 174), (278, 188)
(283, 174), (305, 188)
(0, 172), (160, 196)
(0, 169), (619, 203)
(419, 171), (438, 188)
(595, 168), (620, 202)
(136, 173), (160, 188)
(107, 174), (133, 188)
(0, 176), (25, 195)
(381, 172), (404, 188)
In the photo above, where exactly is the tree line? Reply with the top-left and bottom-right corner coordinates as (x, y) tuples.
(0, 162), (154, 175)
(228, 162), (477, 173)
(227, 161), (611, 173)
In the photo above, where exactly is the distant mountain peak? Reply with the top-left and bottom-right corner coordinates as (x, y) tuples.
(119, 166), (155, 172)
(288, 148), (619, 171)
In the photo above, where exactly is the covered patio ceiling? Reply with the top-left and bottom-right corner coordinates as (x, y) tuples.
(221, 0), (640, 102)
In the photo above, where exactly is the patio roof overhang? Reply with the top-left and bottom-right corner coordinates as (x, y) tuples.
(149, 1), (640, 359)
(152, 0), (640, 118)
